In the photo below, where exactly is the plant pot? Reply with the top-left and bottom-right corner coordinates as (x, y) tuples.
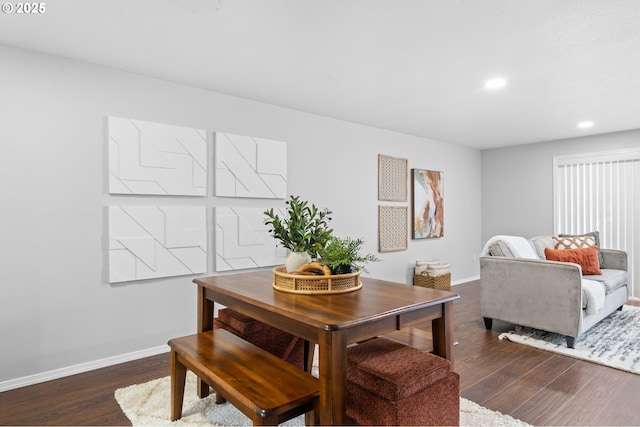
(285, 251), (312, 272)
(332, 264), (355, 275)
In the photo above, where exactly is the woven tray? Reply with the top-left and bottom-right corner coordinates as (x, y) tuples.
(413, 272), (451, 291)
(273, 266), (362, 295)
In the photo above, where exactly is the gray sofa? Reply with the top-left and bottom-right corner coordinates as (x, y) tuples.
(480, 234), (628, 348)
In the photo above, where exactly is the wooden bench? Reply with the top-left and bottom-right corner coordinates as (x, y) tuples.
(168, 329), (319, 425)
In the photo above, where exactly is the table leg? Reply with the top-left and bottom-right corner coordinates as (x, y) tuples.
(318, 330), (347, 425)
(197, 285), (214, 398)
(197, 285), (214, 333)
(432, 300), (455, 370)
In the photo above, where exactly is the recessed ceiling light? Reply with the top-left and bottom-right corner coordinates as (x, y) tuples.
(578, 121), (594, 129)
(484, 78), (507, 90)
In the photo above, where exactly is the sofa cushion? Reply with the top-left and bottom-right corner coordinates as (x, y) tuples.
(584, 269), (628, 294)
(558, 231), (603, 265)
(531, 235), (554, 259)
(553, 234), (597, 250)
(545, 246), (602, 275)
(488, 240), (514, 257)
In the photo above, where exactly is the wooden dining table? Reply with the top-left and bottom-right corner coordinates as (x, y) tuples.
(193, 270), (459, 425)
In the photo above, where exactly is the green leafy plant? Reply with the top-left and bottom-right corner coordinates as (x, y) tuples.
(318, 236), (379, 274)
(264, 195), (333, 257)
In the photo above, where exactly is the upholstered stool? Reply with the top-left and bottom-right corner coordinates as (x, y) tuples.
(346, 337), (460, 426)
(214, 308), (305, 369)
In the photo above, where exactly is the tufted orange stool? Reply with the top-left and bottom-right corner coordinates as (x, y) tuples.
(214, 308), (306, 369)
(346, 337), (460, 426)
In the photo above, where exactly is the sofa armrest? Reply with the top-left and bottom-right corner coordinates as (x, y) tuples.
(480, 256), (583, 337)
(600, 249), (627, 271)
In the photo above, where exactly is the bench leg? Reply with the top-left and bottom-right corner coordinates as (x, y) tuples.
(170, 350), (187, 421)
(304, 340), (315, 373)
(215, 391), (227, 404)
(305, 399), (320, 426)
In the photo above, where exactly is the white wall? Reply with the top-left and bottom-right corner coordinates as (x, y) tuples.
(481, 129), (640, 244)
(0, 44), (481, 386)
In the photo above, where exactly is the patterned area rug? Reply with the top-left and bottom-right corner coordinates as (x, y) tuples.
(115, 372), (529, 426)
(499, 304), (640, 374)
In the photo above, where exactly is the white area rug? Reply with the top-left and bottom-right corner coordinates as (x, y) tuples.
(499, 304), (640, 374)
(115, 372), (529, 426)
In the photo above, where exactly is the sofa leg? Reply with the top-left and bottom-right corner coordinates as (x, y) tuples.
(483, 317), (493, 330)
(566, 336), (575, 348)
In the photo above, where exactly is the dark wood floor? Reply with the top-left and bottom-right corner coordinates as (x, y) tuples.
(2, 280), (639, 426)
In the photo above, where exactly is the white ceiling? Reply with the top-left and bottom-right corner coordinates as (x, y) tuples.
(2, 0), (640, 149)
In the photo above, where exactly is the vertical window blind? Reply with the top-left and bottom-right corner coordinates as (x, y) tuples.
(553, 149), (640, 297)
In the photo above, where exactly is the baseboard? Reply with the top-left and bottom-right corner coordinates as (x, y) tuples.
(452, 275), (479, 286)
(0, 345), (169, 393)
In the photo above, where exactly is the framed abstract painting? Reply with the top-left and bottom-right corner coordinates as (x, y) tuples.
(412, 169), (444, 239)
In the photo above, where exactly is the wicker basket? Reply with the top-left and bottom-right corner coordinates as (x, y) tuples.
(273, 266), (362, 294)
(413, 272), (451, 291)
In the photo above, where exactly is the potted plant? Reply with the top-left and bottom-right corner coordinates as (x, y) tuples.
(318, 236), (379, 275)
(264, 195), (333, 271)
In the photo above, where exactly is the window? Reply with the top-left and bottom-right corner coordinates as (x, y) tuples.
(553, 149), (640, 296)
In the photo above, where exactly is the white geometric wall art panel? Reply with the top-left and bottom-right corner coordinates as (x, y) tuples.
(215, 206), (287, 271)
(215, 132), (287, 199)
(109, 116), (207, 196)
(109, 206), (207, 283)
